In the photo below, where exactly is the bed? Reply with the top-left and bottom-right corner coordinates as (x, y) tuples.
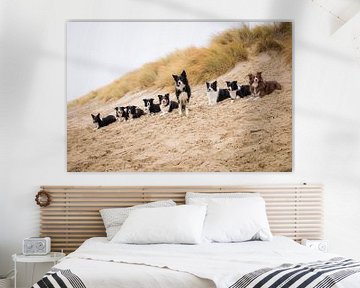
(33, 236), (360, 288)
(33, 185), (360, 288)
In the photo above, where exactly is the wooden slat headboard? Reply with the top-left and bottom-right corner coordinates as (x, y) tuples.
(39, 185), (323, 253)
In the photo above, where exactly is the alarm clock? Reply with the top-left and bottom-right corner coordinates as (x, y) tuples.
(23, 237), (51, 255)
(301, 239), (328, 252)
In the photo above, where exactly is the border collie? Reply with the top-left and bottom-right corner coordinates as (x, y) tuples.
(91, 113), (116, 129)
(251, 72), (282, 97)
(115, 106), (128, 121)
(127, 105), (144, 120)
(158, 93), (178, 114)
(143, 98), (161, 115)
(172, 70), (191, 116)
(206, 81), (230, 105)
(226, 81), (251, 99)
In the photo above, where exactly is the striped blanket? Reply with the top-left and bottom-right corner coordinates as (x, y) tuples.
(32, 268), (86, 288)
(230, 258), (360, 288)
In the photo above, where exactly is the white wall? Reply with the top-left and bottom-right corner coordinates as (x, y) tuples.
(1, 0), (360, 286)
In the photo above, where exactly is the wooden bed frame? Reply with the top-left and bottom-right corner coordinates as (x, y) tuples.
(39, 185), (323, 253)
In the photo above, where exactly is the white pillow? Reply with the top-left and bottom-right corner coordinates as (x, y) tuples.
(100, 200), (176, 240)
(186, 192), (259, 204)
(111, 205), (207, 244)
(202, 197), (272, 243)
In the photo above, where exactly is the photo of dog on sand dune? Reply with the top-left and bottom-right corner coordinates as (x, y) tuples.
(67, 21), (292, 172)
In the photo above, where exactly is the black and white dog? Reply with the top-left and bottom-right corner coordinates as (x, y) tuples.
(206, 81), (230, 105)
(91, 113), (117, 129)
(143, 98), (161, 115)
(172, 70), (191, 116)
(115, 106), (128, 121)
(226, 81), (251, 99)
(127, 105), (145, 120)
(158, 93), (178, 115)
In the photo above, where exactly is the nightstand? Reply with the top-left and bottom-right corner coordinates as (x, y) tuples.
(301, 239), (328, 252)
(12, 252), (65, 288)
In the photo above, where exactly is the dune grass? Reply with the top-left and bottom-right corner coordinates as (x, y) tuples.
(69, 22), (292, 107)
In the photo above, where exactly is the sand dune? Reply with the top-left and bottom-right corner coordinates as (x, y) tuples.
(67, 52), (292, 172)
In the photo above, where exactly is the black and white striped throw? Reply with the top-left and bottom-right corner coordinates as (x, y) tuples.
(32, 268), (86, 288)
(229, 257), (360, 288)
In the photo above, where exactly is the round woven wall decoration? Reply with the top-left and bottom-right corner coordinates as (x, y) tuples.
(35, 190), (51, 207)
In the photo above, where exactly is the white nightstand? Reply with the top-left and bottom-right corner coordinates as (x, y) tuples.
(12, 252), (65, 288)
(301, 239), (328, 252)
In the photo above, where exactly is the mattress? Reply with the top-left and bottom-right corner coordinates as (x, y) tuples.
(35, 236), (360, 288)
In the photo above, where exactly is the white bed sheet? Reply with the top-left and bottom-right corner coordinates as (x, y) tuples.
(56, 258), (214, 288)
(54, 236), (360, 288)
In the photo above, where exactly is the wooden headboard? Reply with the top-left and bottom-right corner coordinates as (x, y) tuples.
(39, 185), (323, 253)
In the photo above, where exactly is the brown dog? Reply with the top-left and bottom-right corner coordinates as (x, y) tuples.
(250, 72), (281, 97)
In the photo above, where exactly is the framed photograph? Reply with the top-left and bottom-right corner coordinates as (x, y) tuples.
(67, 21), (292, 172)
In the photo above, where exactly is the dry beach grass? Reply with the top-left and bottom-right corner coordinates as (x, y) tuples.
(67, 50), (292, 172)
(69, 22), (291, 107)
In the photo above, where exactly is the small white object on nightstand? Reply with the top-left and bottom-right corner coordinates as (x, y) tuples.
(301, 239), (328, 252)
(12, 252), (65, 288)
(23, 237), (51, 255)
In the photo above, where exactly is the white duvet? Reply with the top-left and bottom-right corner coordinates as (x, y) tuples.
(54, 237), (360, 288)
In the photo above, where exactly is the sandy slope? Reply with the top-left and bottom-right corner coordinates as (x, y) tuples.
(67, 52), (292, 172)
